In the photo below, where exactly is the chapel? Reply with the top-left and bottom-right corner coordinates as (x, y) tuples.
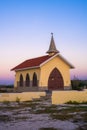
(11, 33), (74, 91)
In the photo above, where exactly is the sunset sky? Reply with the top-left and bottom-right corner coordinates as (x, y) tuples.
(0, 0), (87, 84)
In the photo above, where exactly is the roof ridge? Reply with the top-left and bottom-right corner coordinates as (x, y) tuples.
(25, 54), (50, 61)
(11, 54), (53, 71)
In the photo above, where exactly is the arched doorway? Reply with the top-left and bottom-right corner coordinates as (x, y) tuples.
(48, 68), (64, 90)
(20, 74), (23, 87)
(32, 72), (38, 87)
(25, 74), (30, 87)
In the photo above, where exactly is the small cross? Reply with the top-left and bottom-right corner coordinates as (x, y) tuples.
(51, 32), (53, 36)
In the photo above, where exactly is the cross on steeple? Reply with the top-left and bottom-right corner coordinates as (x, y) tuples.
(51, 32), (53, 36)
(46, 33), (59, 56)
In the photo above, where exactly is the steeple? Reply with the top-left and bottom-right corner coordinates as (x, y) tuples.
(46, 33), (59, 56)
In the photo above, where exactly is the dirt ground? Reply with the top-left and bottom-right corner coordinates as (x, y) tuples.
(0, 95), (87, 130)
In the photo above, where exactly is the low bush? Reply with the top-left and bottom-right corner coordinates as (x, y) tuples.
(66, 100), (87, 104)
(66, 101), (79, 104)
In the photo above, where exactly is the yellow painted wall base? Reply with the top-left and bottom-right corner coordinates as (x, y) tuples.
(52, 89), (87, 104)
(0, 92), (46, 102)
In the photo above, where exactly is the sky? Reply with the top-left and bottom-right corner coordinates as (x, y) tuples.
(0, 0), (87, 85)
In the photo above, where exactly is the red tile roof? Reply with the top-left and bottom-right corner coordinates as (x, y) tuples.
(11, 55), (52, 71)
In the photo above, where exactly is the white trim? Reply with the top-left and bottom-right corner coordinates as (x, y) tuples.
(14, 53), (74, 71)
(40, 53), (58, 67)
(40, 53), (74, 69)
(58, 54), (74, 68)
(15, 66), (39, 72)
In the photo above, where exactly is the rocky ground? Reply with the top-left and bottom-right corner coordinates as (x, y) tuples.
(0, 94), (87, 130)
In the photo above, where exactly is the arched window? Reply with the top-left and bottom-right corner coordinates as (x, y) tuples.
(32, 72), (37, 86)
(25, 73), (30, 87)
(20, 74), (23, 87)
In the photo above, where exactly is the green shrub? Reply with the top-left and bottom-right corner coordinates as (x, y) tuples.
(71, 80), (85, 91)
(66, 101), (79, 104)
(66, 100), (87, 104)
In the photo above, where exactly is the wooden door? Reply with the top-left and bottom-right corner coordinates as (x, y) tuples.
(48, 68), (64, 90)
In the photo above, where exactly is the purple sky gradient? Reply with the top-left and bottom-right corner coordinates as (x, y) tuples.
(0, 0), (87, 84)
